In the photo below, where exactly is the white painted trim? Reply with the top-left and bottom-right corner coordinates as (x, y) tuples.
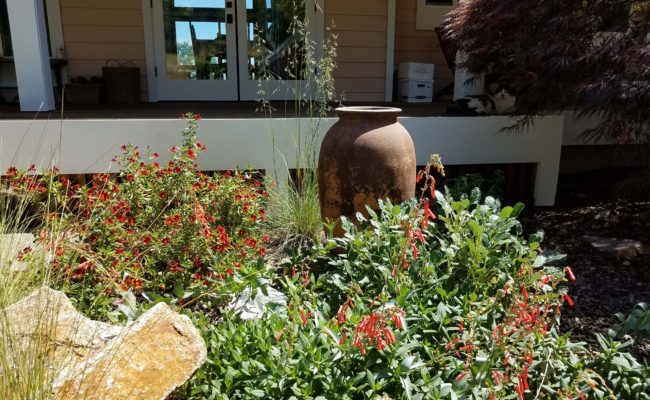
(141, 0), (158, 102)
(385, 0), (396, 102)
(0, 115), (564, 206)
(45, 0), (63, 56)
(6, 0), (55, 111)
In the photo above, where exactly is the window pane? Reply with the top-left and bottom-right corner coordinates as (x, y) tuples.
(163, 0), (228, 80)
(247, 0), (305, 80)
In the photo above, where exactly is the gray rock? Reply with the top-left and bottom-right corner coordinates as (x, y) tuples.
(582, 235), (648, 260)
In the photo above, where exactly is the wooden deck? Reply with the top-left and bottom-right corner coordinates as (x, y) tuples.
(0, 101), (450, 120)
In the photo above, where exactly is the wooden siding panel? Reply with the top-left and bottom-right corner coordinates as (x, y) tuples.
(63, 26), (145, 44)
(336, 62), (385, 78)
(65, 43), (145, 63)
(61, 8), (143, 27)
(59, 0), (140, 9)
(60, 2), (147, 99)
(326, 0), (388, 100)
(342, 92), (386, 102)
(326, 1), (388, 16)
(394, 0), (451, 95)
(329, 15), (388, 32)
(335, 78), (385, 93)
(337, 47), (386, 63)
(334, 31), (386, 48)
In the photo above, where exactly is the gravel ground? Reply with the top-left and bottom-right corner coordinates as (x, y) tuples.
(522, 168), (650, 361)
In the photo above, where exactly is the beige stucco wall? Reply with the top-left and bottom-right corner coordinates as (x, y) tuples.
(59, 0), (148, 100)
(395, 0), (452, 95)
(325, 0), (388, 102)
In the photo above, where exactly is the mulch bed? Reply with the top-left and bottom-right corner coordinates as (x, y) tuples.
(522, 168), (650, 361)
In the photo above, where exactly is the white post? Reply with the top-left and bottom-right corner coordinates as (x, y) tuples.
(385, 0), (396, 102)
(453, 50), (485, 100)
(6, 0), (55, 111)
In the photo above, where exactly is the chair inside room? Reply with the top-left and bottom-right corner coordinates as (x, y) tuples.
(190, 23), (226, 80)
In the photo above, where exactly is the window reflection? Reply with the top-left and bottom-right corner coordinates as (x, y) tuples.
(164, 0), (227, 80)
(247, 0), (305, 80)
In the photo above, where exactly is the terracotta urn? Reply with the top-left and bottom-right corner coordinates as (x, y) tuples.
(318, 106), (416, 236)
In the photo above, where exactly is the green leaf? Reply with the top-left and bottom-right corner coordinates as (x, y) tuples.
(498, 206), (513, 219)
(400, 376), (413, 400)
(173, 280), (185, 298)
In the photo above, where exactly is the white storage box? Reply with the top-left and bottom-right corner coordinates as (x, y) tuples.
(397, 80), (434, 103)
(398, 62), (434, 82)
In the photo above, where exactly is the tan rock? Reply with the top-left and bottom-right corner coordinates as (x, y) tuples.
(1, 287), (122, 374)
(53, 302), (207, 400)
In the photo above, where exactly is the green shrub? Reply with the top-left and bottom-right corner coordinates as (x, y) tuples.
(190, 187), (649, 399)
(8, 114), (271, 320)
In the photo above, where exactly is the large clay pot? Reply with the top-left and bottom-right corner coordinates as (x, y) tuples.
(318, 106), (416, 236)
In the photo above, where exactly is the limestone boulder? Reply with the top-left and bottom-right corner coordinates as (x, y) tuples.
(1, 288), (207, 400)
(53, 302), (207, 400)
(1, 287), (122, 372)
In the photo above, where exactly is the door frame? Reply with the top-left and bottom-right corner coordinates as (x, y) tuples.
(149, 0), (239, 101)
(142, 0), (324, 102)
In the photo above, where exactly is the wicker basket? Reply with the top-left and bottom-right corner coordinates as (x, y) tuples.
(102, 60), (140, 104)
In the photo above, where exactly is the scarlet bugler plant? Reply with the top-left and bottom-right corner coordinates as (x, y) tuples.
(190, 155), (648, 399)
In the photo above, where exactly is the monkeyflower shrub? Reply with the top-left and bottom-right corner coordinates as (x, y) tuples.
(6, 114), (270, 319)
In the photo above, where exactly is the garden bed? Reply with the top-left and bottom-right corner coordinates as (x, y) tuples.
(523, 168), (650, 362)
(2, 119), (648, 399)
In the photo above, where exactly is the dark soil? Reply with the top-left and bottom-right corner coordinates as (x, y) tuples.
(521, 168), (650, 361)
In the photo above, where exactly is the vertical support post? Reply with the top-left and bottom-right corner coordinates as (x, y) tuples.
(385, 0), (396, 102)
(453, 50), (485, 100)
(6, 0), (55, 111)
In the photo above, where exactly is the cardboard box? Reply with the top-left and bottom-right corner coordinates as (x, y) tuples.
(398, 62), (434, 82)
(397, 80), (434, 103)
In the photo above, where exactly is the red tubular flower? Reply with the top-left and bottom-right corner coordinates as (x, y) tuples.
(564, 294), (574, 307)
(423, 199), (436, 221)
(410, 243), (418, 259)
(566, 267), (576, 281)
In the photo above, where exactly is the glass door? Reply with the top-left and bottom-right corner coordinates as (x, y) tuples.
(152, 0), (238, 100)
(150, 0), (318, 101)
(236, 0), (314, 101)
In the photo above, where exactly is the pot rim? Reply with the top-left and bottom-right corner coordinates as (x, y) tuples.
(335, 106), (402, 114)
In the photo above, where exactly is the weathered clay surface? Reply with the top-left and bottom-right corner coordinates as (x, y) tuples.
(582, 235), (648, 260)
(53, 302), (207, 400)
(318, 107), (416, 236)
